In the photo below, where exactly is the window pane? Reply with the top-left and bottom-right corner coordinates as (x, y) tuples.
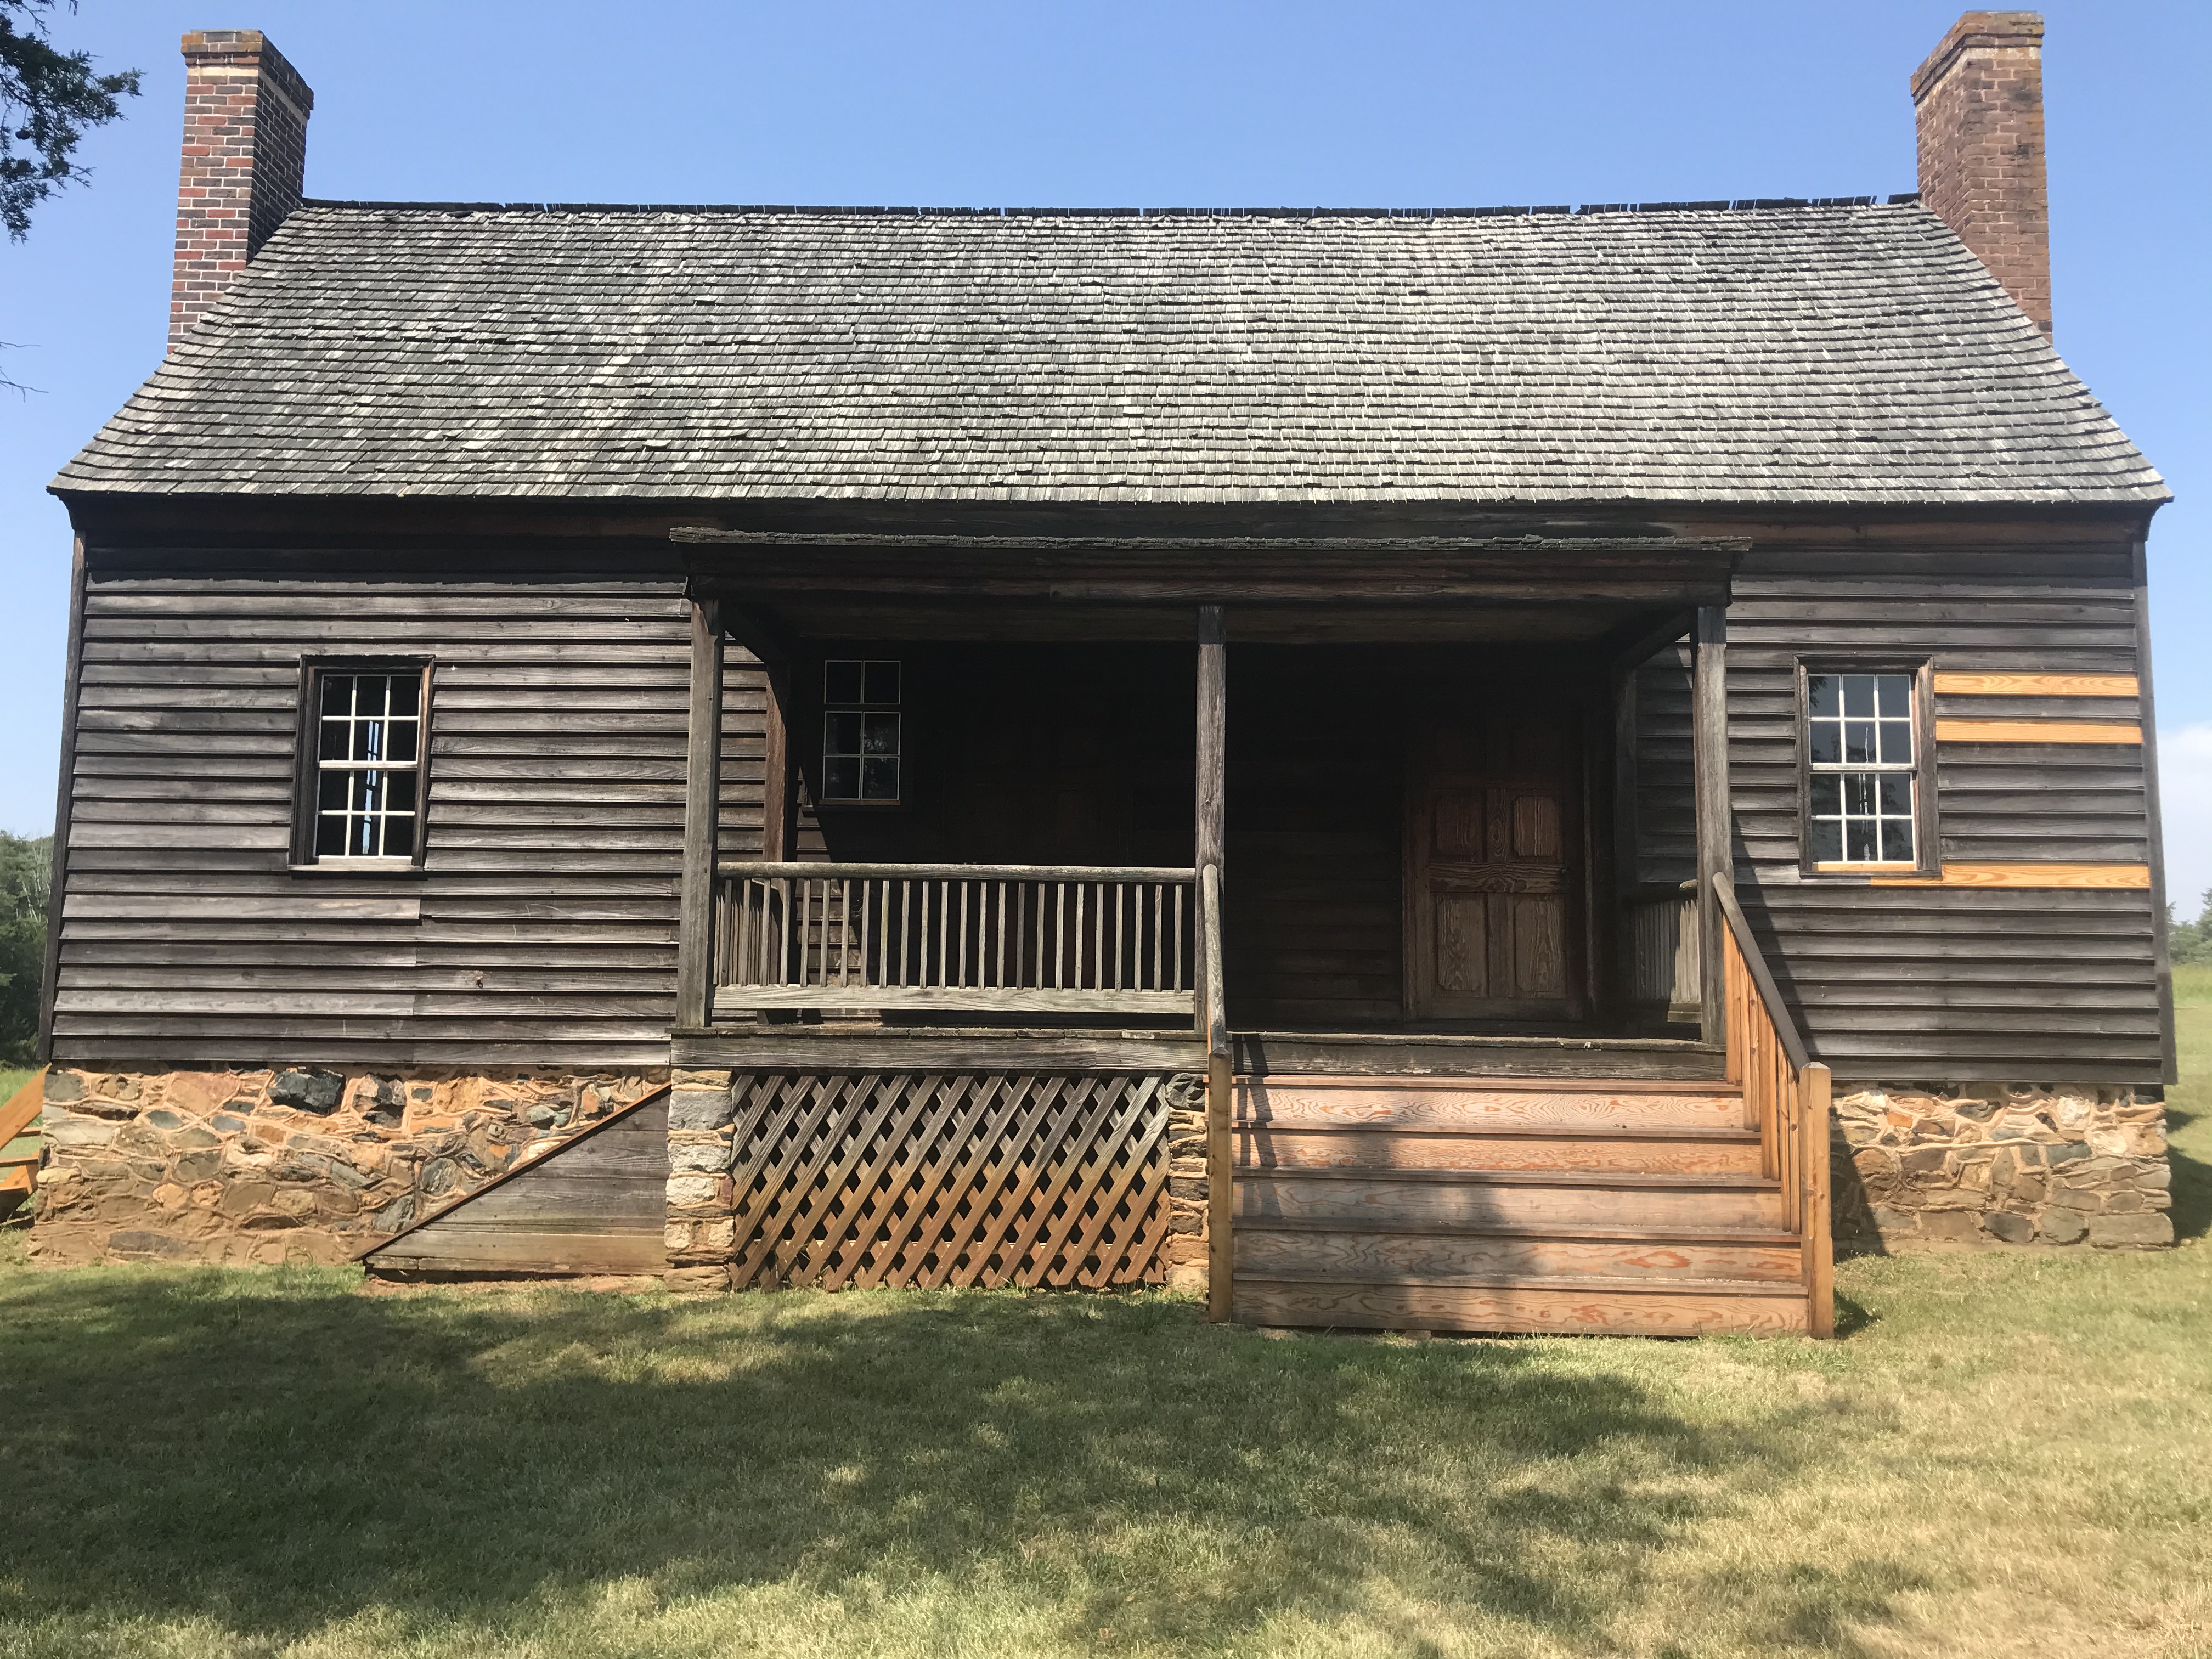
(861, 713), (899, 756)
(861, 757), (900, 800)
(862, 661), (900, 705)
(388, 772), (419, 814)
(822, 757), (860, 800)
(1810, 775), (1841, 815)
(318, 718), (349, 760)
(317, 771), (349, 810)
(1878, 719), (1914, 765)
(387, 674), (420, 718)
(388, 719), (419, 763)
(1878, 774), (1913, 816)
(320, 674), (353, 715)
(1844, 773), (1876, 814)
(383, 816), (415, 857)
(1843, 675), (1875, 717)
(1808, 721), (1839, 765)
(353, 719), (388, 762)
(1881, 815), (1914, 864)
(1844, 720), (1877, 764)
(1808, 674), (1839, 718)
(825, 661), (864, 706)
(1846, 819), (1878, 861)
(315, 812), (348, 856)
(824, 712), (862, 757)
(1810, 820), (1842, 862)
(1877, 675), (1911, 717)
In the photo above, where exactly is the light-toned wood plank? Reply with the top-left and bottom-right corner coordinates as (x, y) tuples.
(1233, 1278), (1809, 1336)
(0, 1073), (44, 1148)
(1870, 862), (2152, 889)
(1234, 1228), (1804, 1284)
(713, 984), (1193, 1015)
(369, 1232), (669, 1274)
(1234, 1080), (1743, 1132)
(1932, 672), (2138, 697)
(1232, 1172), (1786, 1232)
(1237, 1128), (1762, 1177)
(1934, 718), (2141, 744)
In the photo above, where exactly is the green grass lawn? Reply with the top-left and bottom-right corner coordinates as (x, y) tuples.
(2, 1019), (2206, 1658)
(0, 1066), (36, 1105)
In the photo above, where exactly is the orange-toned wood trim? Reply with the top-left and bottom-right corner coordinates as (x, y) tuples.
(1934, 719), (2141, 745)
(1813, 861), (1917, 873)
(1932, 672), (2138, 698)
(0, 1071), (42, 1148)
(1870, 862), (2152, 889)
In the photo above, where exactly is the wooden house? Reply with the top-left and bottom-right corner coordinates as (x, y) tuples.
(33, 13), (2174, 1334)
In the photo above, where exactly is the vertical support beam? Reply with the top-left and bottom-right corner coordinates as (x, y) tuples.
(760, 659), (796, 864)
(1194, 605), (1227, 1030)
(1802, 1062), (1836, 1339)
(1692, 605), (1731, 1047)
(36, 534), (88, 1066)
(676, 599), (725, 1031)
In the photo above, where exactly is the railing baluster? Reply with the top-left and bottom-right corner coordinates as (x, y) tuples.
(1173, 883), (1184, 991)
(958, 878), (970, 989)
(1054, 882), (1066, 989)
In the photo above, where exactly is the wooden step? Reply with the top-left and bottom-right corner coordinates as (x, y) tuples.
(1235, 1125), (1764, 1177)
(1232, 1276), (1809, 1336)
(1235, 1225), (1804, 1285)
(1235, 1076), (1748, 1133)
(1234, 1170), (1787, 1232)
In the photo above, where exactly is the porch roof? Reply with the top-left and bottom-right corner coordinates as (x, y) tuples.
(55, 199), (2166, 509)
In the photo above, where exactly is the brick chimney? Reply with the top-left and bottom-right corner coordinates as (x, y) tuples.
(172, 29), (313, 351)
(1912, 12), (2051, 337)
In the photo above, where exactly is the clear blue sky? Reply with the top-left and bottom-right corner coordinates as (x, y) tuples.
(4, 1), (2206, 896)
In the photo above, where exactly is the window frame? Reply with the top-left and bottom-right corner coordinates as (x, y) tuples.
(289, 656), (436, 873)
(1794, 656), (1939, 880)
(816, 656), (904, 809)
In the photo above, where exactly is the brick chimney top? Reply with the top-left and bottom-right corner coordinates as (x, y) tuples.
(172, 29), (314, 352)
(1912, 12), (2051, 337)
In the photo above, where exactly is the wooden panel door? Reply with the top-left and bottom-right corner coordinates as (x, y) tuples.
(1406, 697), (1584, 1023)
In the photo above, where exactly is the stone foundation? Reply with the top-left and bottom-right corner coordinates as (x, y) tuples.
(31, 1065), (665, 1266)
(663, 1068), (1210, 1293)
(1832, 1081), (2172, 1251)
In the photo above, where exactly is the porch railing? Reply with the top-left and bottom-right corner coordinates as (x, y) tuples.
(1713, 875), (1835, 1338)
(712, 863), (1199, 1018)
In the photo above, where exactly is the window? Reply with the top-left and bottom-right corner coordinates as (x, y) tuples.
(821, 659), (901, 803)
(294, 663), (432, 865)
(1802, 667), (1928, 869)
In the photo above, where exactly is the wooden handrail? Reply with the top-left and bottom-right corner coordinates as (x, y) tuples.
(1200, 864), (1228, 1059)
(723, 861), (1198, 883)
(0, 1071), (44, 1149)
(1711, 873), (1835, 1340)
(1711, 880), (1813, 1073)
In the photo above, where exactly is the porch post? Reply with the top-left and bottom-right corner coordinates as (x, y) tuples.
(760, 659), (796, 863)
(676, 598), (725, 1030)
(1692, 605), (1730, 1045)
(1195, 605), (1232, 1321)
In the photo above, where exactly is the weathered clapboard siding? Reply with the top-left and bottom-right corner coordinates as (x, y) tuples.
(52, 574), (766, 1068)
(1722, 550), (2162, 1082)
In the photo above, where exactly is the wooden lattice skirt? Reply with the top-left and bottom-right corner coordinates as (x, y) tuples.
(726, 1070), (1177, 1290)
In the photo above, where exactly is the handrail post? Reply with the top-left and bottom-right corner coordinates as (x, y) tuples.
(1201, 862), (1233, 1323)
(1803, 1062), (1835, 1338)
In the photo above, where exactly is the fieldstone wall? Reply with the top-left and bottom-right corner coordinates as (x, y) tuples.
(1832, 1081), (2172, 1251)
(663, 1068), (1210, 1294)
(32, 1065), (664, 1267)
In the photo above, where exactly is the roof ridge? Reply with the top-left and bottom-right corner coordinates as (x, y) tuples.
(295, 195), (1921, 219)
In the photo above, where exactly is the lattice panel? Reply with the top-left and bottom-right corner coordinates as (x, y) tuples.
(726, 1071), (1173, 1290)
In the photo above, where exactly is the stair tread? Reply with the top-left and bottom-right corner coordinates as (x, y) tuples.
(1240, 1075), (1741, 1096)
(1235, 1121), (1759, 1141)
(1233, 1216), (1803, 1245)
(1234, 1269), (1807, 1298)
(1235, 1166), (1782, 1190)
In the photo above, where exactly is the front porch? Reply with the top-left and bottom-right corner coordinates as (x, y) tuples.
(648, 529), (1831, 1334)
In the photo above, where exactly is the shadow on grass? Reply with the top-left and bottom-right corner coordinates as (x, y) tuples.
(2166, 1103), (2210, 1243)
(0, 1271), (1923, 1654)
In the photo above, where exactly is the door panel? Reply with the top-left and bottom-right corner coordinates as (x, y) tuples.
(1406, 695), (1584, 1023)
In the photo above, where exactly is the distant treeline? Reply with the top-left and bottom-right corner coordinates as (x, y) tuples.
(1, 833), (52, 1065)
(2174, 890), (2212, 968)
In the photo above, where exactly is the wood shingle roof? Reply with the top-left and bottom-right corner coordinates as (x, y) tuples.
(53, 198), (2167, 506)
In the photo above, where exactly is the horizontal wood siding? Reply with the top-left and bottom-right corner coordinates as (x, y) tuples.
(1724, 551), (2162, 1082)
(53, 574), (766, 1068)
